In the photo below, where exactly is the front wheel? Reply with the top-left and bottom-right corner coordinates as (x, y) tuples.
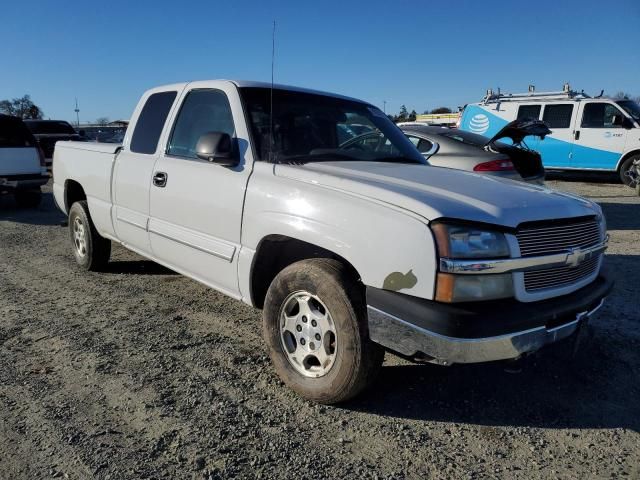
(619, 154), (640, 187)
(263, 259), (384, 404)
(68, 201), (111, 271)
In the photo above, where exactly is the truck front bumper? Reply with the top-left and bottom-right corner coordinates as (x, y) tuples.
(366, 273), (613, 365)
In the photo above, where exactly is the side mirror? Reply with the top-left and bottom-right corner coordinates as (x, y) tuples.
(195, 132), (238, 166)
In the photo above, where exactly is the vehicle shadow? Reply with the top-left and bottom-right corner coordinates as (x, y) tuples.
(599, 202), (640, 230)
(0, 192), (65, 226)
(546, 171), (620, 184)
(103, 260), (178, 276)
(345, 337), (639, 431)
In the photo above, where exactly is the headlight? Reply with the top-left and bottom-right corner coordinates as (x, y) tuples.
(432, 223), (510, 258)
(432, 223), (513, 303)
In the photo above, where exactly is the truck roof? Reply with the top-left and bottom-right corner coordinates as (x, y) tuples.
(149, 80), (373, 107)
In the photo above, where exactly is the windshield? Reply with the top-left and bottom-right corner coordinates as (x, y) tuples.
(616, 100), (640, 123)
(239, 87), (424, 164)
(25, 120), (76, 135)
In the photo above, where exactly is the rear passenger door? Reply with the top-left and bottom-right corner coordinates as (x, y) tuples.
(148, 83), (253, 298)
(536, 104), (576, 168)
(112, 90), (179, 254)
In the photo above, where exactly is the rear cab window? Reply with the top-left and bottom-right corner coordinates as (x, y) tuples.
(130, 91), (177, 154)
(542, 104), (574, 128)
(0, 116), (36, 148)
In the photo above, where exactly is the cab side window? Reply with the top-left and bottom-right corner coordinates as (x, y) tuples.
(581, 103), (624, 128)
(542, 104), (573, 128)
(517, 105), (541, 120)
(130, 91), (177, 154)
(168, 89), (235, 159)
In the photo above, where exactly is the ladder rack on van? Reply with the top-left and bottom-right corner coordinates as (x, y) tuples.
(481, 84), (596, 105)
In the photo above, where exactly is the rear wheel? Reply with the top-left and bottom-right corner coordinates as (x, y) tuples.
(68, 201), (111, 271)
(619, 154), (640, 187)
(14, 188), (42, 208)
(263, 258), (384, 404)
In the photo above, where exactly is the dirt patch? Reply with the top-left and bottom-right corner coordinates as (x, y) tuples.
(1, 181), (638, 479)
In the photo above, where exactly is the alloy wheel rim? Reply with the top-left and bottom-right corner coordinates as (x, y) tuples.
(73, 216), (87, 257)
(279, 291), (338, 378)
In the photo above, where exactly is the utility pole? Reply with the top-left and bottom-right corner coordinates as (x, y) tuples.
(74, 98), (80, 126)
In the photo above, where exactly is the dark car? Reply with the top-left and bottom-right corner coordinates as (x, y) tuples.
(24, 120), (82, 168)
(399, 120), (549, 184)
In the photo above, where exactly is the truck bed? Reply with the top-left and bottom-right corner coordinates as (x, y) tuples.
(52, 141), (121, 239)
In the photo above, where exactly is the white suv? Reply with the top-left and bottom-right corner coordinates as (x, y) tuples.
(0, 115), (49, 207)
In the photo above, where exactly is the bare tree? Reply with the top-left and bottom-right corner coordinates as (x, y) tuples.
(0, 95), (44, 119)
(613, 91), (632, 100)
(95, 117), (110, 126)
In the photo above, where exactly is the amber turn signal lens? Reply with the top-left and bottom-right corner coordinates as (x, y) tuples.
(435, 272), (456, 302)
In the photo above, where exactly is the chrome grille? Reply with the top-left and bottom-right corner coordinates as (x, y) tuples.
(517, 218), (601, 257)
(524, 256), (600, 291)
(517, 217), (602, 292)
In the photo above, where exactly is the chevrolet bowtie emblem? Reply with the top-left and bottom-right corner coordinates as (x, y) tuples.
(566, 247), (592, 268)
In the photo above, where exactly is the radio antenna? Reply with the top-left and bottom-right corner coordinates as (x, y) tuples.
(269, 20), (276, 163)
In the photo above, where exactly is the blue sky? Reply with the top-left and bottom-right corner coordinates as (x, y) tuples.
(1, 0), (638, 122)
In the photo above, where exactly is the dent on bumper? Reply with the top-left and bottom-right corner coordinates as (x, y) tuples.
(368, 300), (603, 365)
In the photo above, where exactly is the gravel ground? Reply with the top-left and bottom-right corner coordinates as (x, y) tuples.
(1, 178), (639, 479)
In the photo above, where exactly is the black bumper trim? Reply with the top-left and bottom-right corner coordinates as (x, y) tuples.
(366, 273), (613, 339)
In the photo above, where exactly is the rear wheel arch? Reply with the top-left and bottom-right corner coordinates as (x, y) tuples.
(250, 235), (362, 309)
(617, 150), (640, 186)
(64, 179), (86, 213)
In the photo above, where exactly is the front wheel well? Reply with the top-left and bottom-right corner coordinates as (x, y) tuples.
(64, 180), (86, 213)
(250, 235), (361, 309)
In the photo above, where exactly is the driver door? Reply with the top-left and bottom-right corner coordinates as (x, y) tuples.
(148, 83), (254, 298)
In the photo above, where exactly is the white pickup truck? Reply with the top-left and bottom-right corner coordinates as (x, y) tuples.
(53, 80), (613, 403)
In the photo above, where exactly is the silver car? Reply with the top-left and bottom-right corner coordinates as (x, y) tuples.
(399, 120), (549, 184)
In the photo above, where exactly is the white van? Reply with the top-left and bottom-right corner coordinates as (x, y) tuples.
(459, 85), (640, 187)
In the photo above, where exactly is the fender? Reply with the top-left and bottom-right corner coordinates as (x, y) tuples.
(239, 163), (438, 302)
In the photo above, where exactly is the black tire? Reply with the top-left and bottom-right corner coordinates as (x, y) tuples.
(14, 188), (42, 208)
(68, 201), (111, 271)
(619, 154), (640, 187)
(263, 258), (384, 404)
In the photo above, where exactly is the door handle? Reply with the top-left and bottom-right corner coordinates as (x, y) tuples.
(153, 171), (167, 187)
(574, 130), (580, 140)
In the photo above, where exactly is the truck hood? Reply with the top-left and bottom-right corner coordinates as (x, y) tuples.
(275, 161), (600, 228)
